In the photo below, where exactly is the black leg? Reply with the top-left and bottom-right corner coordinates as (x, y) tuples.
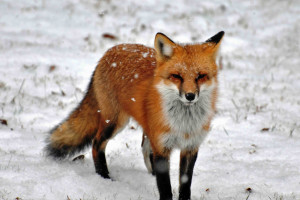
(154, 155), (173, 200)
(179, 150), (198, 200)
(150, 152), (155, 175)
(92, 124), (116, 179)
(93, 150), (110, 179)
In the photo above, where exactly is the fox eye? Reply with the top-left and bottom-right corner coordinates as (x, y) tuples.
(170, 74), (183, 81)
(196, 74), (207, 81)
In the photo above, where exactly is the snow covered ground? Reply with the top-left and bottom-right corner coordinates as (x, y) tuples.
(0, 0), (299, 199)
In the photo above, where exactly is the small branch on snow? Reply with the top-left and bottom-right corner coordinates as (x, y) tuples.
(223, 127), (229, 136)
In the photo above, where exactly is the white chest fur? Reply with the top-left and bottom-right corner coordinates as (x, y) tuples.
(156, 81), (215, 150)
(161, 129), (209, 150)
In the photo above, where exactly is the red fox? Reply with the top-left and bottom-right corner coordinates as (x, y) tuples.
(45, 31), (224, 200)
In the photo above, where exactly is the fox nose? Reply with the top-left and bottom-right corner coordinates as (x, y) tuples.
(185, 93), (195, 101)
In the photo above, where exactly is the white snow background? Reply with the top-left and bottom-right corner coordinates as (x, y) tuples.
(0, 0), (299, 199)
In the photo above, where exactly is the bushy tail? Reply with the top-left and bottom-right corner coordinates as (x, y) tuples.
(45, 81), (100, 159)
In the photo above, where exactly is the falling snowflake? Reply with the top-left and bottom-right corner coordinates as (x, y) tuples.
(142, 52), (149, 58)
(181, 174), (188, 184)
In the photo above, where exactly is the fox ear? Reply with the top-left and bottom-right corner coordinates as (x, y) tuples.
(204, 31), (225, 58)
(154, 33), (176, 61)
(205, 31), (225, 44)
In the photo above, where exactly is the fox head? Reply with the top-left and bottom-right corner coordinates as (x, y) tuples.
(154, 31), (224, 106)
